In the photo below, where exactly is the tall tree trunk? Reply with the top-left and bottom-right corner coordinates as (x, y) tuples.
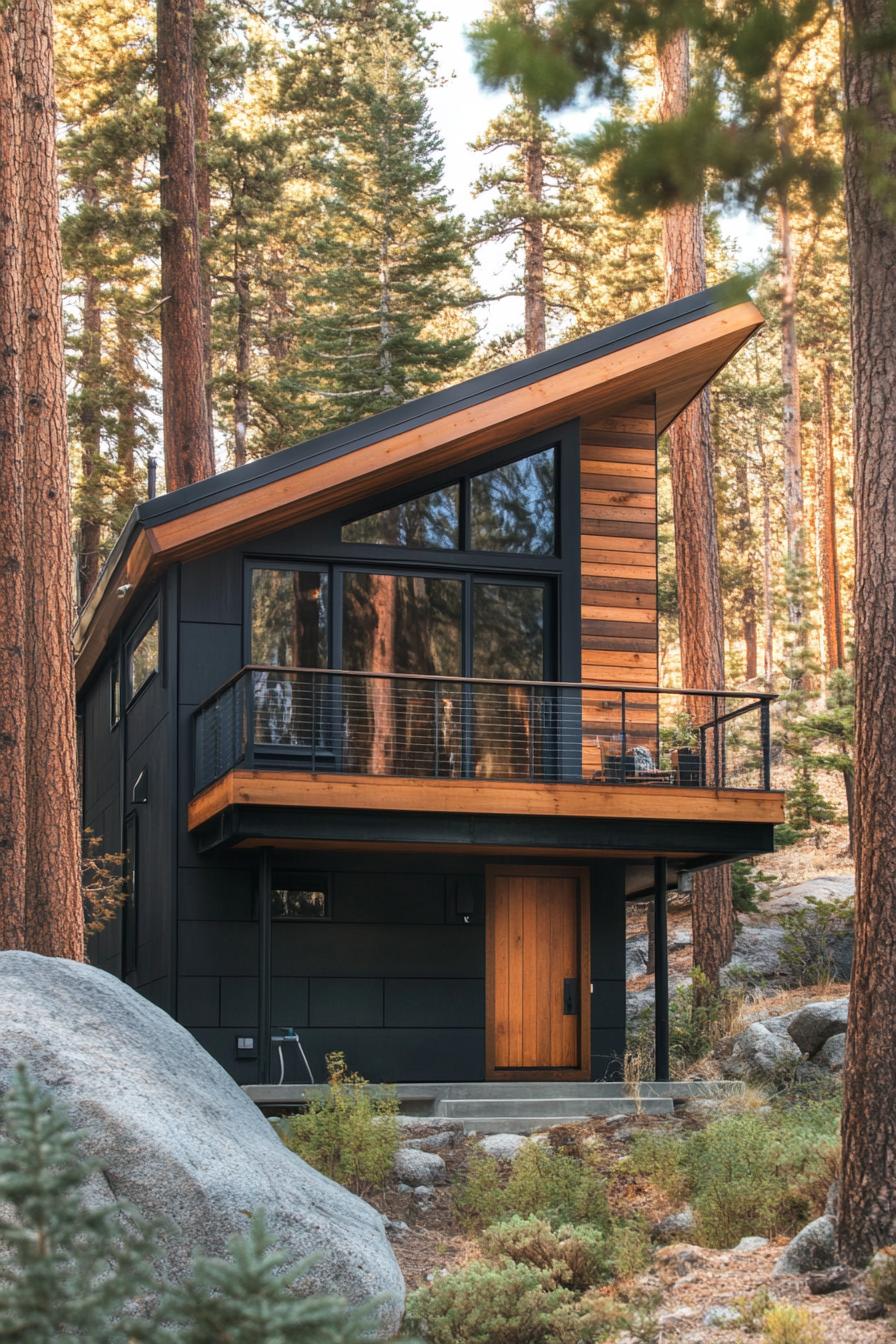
(778, 187), (806, 633)
(734, 452), (759, 680)
(158, 0), (213, 490)
(0, 2), (27, 949)
(815, 359), (845, 672)
(233, 269), (251, 468)
(658, 28), (733, 987)
(522, 132), (546, 356)
(19, 0), (84, 959)
(76, 261), (103, 604)
(193, 0), (214, 456)
(114, 308), (140, 517)
(838, 0), (896, 1264)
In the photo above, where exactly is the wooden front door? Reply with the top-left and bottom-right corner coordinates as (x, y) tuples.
(486, 866), (590, 1079)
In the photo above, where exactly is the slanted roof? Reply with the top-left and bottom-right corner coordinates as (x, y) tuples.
(75, 282), (762, 689)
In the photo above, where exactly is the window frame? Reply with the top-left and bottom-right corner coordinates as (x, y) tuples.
(124, 604), (160, 706)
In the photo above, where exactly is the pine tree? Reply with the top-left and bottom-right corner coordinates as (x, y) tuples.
(293, 21), (475, 434)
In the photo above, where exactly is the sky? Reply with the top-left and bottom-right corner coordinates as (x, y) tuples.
(420, 1), (771, 342)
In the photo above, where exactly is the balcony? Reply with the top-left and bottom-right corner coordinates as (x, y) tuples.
(188, 667), (780, 838)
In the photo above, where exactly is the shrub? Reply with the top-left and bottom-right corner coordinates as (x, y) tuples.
(0, 1063), (385, 1344)
(780, 895), (854, 986)
(626, 971), (743, 1076)
(732, 860), (773, 915)
(761, 1302), (822, 1344)
(454, 1142), (610, 1230)
(607, 1218), (653, 1279)
(628, 1104), (839, 1248)
(479, 1215), (611, 1290)
(278, 1051), (398, 1196)
(867, 1244), (896, 1305)
(732, 1289), (776, 1333)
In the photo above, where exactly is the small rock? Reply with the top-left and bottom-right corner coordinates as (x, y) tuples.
(413, 1184), (434, 1200)
(655, 1243), (706, 1282)
(384, 1218), (409, 1236)
(807, 1265), (854, 1294)
(603, 1113), (633, 1128)
(394, 1116), (464, 1138)
(703, 1305), (741, 1327)
(732, 1236), (769, 1254)
(773, 1215), (836, 1276)
(718, 1021), (802, 1080)
(652, 1207), (696, 1243)
(393, 1148), (447, 1186)
(396, 1182), (413, 1194)
(658, 1307), (697, 1327)
(787, 999), (849, 1056)
(478, 1133), (528, 1161)
(402, 1131), (455, 1152)
(814, 1032), (846, 1073)
(849, 1292), (886, 1320)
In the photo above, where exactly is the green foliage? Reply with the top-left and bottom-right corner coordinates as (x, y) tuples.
(867, 1245), (896, 1306)
(628, 1103), (840, 1248)
(628, 970), (743, 1076)
(405, 1259), (623, 1344)
(454, 1141), (610, 1231)
(731, 860), (773, 916)
(780, 895), (854, 986)
(731, 1288), (776, 1333)
(278, 1052), (398, 1196)
(761, 1302), (822, 1344)
(479, 1215), (611, 1290)
(0, 1064), (381, 1344)
(784, 755), (839, 838)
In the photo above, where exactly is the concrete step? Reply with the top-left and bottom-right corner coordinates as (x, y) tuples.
(439, 1095), (674, 1120)
(456, 1115), (594, 1135)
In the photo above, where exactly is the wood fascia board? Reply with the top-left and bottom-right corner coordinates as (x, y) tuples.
(75, 299), (762, 689)
(187, 768), (786, 831)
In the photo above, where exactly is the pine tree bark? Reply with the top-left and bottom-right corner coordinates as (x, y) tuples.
(522, 132), (546, 355)
(838, 0), (896, 1263)
(658, 28), (733, 987)
(193, 0), (214, 456)
(233, 269), (251, 468)
(114, 309), (139, 516)
(19, 0), (84, 959)
(734, 452), (759, 680)
(815, 359), (845, 672)
(76, 260), (103, 604)
(158, 0), (213, 490)
(0, 1), (27, 949)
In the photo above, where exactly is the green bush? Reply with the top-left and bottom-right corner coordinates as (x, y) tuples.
(761, 1302), (822, 1344)
(278, 1051), (398, 1195)
(479, 1215), (610, 1290)
(0, 1064), (384, 1344)
(628, 1103), (839, 1248)
(627, 970), (743, 1076)
(454, 1141), (610, 1230)
(780, 895), (854, 986)
(405, 1260), (621, 1344)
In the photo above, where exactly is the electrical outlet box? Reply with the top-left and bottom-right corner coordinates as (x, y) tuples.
(235, 1035), (257, 1059)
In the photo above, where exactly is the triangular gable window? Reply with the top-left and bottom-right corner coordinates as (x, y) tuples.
(341, 484), (459, 549)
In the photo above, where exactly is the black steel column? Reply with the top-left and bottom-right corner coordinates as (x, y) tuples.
(257, 848), (272, 1084)
(654, 856), (670, 1082)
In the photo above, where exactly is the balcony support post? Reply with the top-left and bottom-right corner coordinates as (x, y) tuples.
(654, 856), (670, 1082)
(257, 847), (272, 1086)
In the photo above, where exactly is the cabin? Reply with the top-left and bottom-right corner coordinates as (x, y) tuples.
(75, 284), (784, 1091)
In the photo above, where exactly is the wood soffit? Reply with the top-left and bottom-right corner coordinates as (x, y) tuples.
(74, 296), (763, 689)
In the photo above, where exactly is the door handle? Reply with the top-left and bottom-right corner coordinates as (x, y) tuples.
(563, 978), (580, 1015)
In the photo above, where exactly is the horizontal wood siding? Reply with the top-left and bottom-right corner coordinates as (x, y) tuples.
(580, 401), (658, 774)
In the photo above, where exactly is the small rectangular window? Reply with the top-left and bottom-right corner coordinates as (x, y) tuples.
(110, 661), (121, 727)
(126, 612), (159, 701)
(271, 878), (329, 920)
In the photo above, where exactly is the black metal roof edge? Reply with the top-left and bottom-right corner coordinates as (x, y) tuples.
(134, 280), (749, 527)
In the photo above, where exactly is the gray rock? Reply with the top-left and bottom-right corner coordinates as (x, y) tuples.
(849, 1293), (886, 1320)
(718, 1022), (802, 1080)
(773, 1215), (837, 1276)
(478, 1132), (528, 1161)
(825, 1181), (840, 1218)
(732, 1236), (769, 1254)
(394, 1115), (463, 1138)
(721, 926), (788, 985)
(393, 1147), (447, 1185)
(814, 1032), (846, 1072)
(413, 1185), (434, 1200)
(402, 1131), (455, 1152)
(703, 1305), (741, 1327)
(626, 934), (649, 978)
(787, 999), (849, 1056)
(0, 952), (404, 1333)
(807, 1265), (854, 1294)
(652, 1207), (696, 1243)
(760, 875), (854, 919)
(760, 1010), (800, 1037)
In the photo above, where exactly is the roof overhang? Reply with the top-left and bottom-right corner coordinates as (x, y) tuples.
(74, 284), (762, 690)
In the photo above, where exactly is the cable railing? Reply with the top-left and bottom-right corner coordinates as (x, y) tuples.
(192, 666), (774, 798)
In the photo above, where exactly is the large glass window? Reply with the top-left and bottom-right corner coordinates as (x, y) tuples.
(250, 567), (328, 667)
(126, 613), (159, 701)
(472, 583), (547, 780)
(341, 572), (462, 676)
(341, 485), (459, 549)
(470, 448), (556, 555)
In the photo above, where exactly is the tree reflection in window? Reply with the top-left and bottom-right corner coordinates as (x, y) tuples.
(250, 568), (328, 749)
(341, 485), (459, 549)
(473, 583), (547, 780)
(470, 448), (555, 554)
(342, 572), (463, 777)
(127, 617), (159, 700)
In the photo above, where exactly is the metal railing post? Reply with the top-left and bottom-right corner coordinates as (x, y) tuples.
(761, 697), (771, 790)
(245, 671), (256, 770)
(433, 679), (441, 777)
(528, 685), (536, 781)
(620, 689), (628, 783)
(712, 693), (720, 789)
(311, 672), (317, 773)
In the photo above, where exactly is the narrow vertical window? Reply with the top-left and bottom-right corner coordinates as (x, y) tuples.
(126, 611), (159, 702)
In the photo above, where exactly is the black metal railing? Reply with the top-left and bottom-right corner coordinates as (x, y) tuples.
(192, 666), (774, 797)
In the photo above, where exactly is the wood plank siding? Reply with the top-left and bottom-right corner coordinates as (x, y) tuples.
(580, 401), (658, 776)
